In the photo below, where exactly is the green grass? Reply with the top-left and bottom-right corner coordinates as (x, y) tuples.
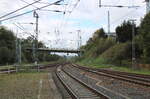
(0, 61), (61, 71)
(0, 72), (53, 99)
(77, 58), (150, 75)
(77, 57), (112, 68)
(110, 66), (150, 75)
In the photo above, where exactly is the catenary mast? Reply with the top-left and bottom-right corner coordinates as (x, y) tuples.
(146, 0), (150, 13)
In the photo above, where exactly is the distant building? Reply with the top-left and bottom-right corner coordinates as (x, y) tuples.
(106, 32), (116, 38)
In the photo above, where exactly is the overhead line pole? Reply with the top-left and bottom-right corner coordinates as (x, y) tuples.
(146, 0), (150, 13)
(33, 11), (39, 66)
(99, 0), (101, 7)
(128, 19), (136, 69)
(15, 29), (19, 72)
(77, 30), (81, 57)
(130, 20), (136, 69)
(108, 11), (110, 35)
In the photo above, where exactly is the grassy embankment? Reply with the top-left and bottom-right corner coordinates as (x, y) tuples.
(76, 38), (150, 75)
(77, 57), (150, 75)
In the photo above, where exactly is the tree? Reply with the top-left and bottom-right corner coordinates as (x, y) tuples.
(85, 28), (107, 50)
(116, 21), (138, 43)
(93, 28), (107, 40)
(0, 26), (16, 65)
(21, 37), (46, 63)
(139, 12), (150, 63)
(45, 54), (61, 62)
(21, 37), (33, 63)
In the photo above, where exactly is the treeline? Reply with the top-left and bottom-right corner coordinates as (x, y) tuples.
(78, 12), (150, 67)
(0, 26), (62, 65)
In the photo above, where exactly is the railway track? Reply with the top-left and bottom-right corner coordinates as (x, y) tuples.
(98, 69), (150, 79)
(55, 65), (109, 99)
(72, 64), (150, 87)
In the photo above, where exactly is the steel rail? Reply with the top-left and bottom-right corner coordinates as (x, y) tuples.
(56, 67), (79, 99)
(72, 64), (150, 87)
(55, 66), (109, 99)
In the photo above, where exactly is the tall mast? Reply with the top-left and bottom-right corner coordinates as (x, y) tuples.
(146, 0), (150, 14)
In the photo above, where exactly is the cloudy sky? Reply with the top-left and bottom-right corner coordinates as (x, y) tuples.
(0, 0), (146, 50)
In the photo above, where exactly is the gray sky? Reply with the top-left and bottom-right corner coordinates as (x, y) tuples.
(0, 0), (146, 50)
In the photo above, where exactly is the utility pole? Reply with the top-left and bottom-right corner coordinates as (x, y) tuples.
(130, 19), (136, 69)
(77, 30), (81, 49)
(146, 0), (150, 14)
(33, 11), (39, 65)
(18, 39), (22, 64)
(99, 0), (101, 7)
(13, 23), (23, 72)
(77, 30), (81, 57)
(15, 38), (22, 71)
(15, 36), (19, 72)
(16, 39), (22, 64)
(80, 34), (82, 49)
(15, 28), (21, 72)
(108, 11), (110, 35)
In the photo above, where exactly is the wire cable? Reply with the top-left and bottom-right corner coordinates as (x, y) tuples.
(61, 0), (80, 31)
(19, 0), (39, 9)
(111, 5), (145, 25)
(99, 0), (140, 8)
(0, 0), (64, 22)
(13, 23), (35, 38)
(0, 0), (41, 19)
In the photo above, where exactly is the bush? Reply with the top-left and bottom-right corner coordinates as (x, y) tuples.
(83, 38), (115, 58)
(0, 47), (15, 65)
(101, 42), (132, 66)
(0, 27), (16, 65)
(45, 54), (61, 62)
(139, 12), (150, 63)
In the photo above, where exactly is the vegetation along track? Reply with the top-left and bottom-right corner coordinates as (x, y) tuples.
(72, 64), (150, 87)
(55, 65), (109, 99)
(0, 63), (61, 74)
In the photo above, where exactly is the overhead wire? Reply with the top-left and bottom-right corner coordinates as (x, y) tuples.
(0, 0), (41, 19)
(52, 0), (71, 46)
(13, 23), (34, 38)
(0, 0), (64, 22)
(99, 0), (140, 8)
(60, 0), (80, 49)
(98, 0), (144, 32)
(56, 0), (76, 45)
(110, 3), (145, 25)
(20, 0), (67, 11)
(19, 0), (66, 48)
(19, 0), (39, 9)
(61, 0), (80, 31)
(59, 0), (71, 30)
